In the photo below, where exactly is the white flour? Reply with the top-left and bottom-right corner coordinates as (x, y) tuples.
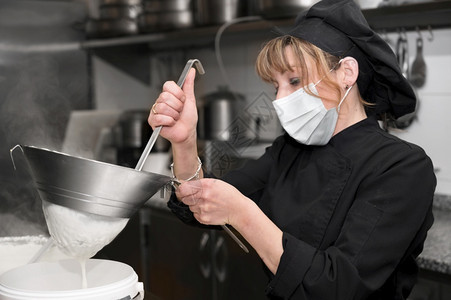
(42, 201), (129, 260)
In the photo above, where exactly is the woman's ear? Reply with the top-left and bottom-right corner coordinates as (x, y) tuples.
(340, 57), (359, 88)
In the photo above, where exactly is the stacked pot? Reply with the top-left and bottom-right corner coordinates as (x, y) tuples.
(194, 0), (246, 26)
(138, 0), (194, 33)
(251, 0), (320, 18)
(84, 0), (325, 38)
(137, 0), (247, 33)
(86, 0), (143, 38)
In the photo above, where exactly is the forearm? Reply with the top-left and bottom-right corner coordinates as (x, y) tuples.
(232, 198), (283, 274)
(171, 136), (204, 181)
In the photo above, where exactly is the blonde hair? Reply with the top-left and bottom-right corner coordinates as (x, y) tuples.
(256, 35), (353, 105)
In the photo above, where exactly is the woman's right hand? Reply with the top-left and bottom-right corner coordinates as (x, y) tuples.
(148, 68), (198, 146)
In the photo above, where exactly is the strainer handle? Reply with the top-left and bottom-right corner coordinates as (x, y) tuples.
(135, 59), (205, 171)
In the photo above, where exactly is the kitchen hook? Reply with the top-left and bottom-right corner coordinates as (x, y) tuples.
(396, 29), (409, 79)
(427, 25), (434, 42)
(416, 26), (423, 39)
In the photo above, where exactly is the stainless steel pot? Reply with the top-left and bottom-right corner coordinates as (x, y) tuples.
(99, 5), (143, 19)
(198, 86), (245, 141)
(85, 18), (138, 38)
(10, 145), (171, 218)
(355, 0), (383, 9)
(112, 110), (170, 167)
(100, 0), (142, 5)
(114, 110), (150, 150)
(143, 0), (193, 12)
(194, 0), (246, 26)
(138, 10), (194, 33)
(253, 0), (320, 18)
(139, 0), (194, 32)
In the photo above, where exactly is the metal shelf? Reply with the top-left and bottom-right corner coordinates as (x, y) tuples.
(80, 1), (451, 50)
(363, 1), (451, 32)
(83, 1), (451, 85)
(80, 17), (287, 50)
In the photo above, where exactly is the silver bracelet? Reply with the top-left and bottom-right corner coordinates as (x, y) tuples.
(170, 156), (202, 185)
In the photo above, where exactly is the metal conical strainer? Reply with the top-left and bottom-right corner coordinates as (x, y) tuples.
(11, 145), (171, 218)
(10, 144), (170, 259)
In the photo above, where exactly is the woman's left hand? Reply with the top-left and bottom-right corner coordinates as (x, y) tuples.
(175, 178), (245, 226)
(177, 178), (284, 274)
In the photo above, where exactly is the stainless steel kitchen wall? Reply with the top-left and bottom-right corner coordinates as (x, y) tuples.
(0, 0), (91, 236)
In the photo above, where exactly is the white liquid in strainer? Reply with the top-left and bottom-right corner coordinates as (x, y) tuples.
(42, 201), (128, 288)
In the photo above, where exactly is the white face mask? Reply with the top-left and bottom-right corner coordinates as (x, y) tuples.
(273, 81), (353, 146)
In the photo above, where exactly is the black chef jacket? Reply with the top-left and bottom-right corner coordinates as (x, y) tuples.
(168, 116), (436, 300)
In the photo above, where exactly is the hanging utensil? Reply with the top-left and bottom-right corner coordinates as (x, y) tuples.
(410, 30), (427, 88)
(393, 30), (418, 129)
(396, 30), (409, 79)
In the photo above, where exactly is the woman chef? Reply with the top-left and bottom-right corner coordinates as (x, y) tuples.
(148, 0), (436, 299)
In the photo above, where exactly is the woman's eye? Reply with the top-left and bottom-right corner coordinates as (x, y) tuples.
(289, 78), (301, 86)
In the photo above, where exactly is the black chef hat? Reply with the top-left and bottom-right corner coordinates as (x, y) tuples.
(282, 0), (416, 119)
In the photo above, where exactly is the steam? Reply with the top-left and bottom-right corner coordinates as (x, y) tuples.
(0, 0), (88, 237)
(0, 54), (74, 238)
(0, 183), (47, 237)
(0, 55), (72, 149)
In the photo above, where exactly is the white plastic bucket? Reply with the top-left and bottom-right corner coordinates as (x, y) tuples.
(0, 259), (144, 299)
(0, 235), (72, 275)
